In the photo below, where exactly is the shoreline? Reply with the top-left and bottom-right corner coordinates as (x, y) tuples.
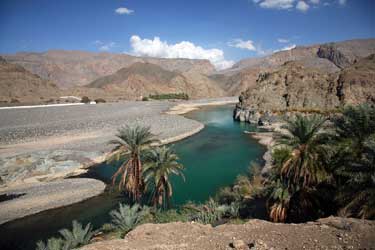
(0, 98), (236, 224)
(246, 123), (283, 174)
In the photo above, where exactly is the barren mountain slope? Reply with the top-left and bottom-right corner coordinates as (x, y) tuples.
(2, 50), (215, 89)
(86, 62), (224, 99)
(219, 38), (375, 95)
(336, 54), (375, 104)
(234, 54), (375, 117)
(0, 57), (61, 104)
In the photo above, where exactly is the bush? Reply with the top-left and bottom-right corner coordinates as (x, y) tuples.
(10, 98), (20, 103)
(81, 96), (91, 104)
(142, 96), (149, 101)
(148, 93), (189, 100)
(109, 203), (150, 235)
(94, 98), (106, 103)
(152, 209), (190, 223)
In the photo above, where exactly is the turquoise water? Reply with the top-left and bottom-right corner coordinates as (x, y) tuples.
(0, 104), (265, 250)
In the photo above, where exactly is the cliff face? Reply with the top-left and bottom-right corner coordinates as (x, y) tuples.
(81, 217), (375, 250)
(234, 55), (375, 123)
(221, 39), (375, 96)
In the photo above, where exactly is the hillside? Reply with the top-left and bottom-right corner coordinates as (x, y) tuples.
(85, 62), (224, 99)
(234, 54), (375, 122)
(0, 57), (60, 104)
(2, 51), (215, 89)
(217, 38), (375, 95)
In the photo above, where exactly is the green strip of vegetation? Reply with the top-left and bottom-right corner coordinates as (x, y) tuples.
(144, 93), (189, 101)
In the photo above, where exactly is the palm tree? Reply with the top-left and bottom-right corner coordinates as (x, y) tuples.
(268, 180), (291, 222)
(332, 105), (375, 219)
(109, 125), (157, 202)
(274, 114), (332, 189)
(143, 146), (185, 209)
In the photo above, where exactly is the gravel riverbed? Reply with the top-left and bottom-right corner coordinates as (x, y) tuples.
(0, 98), (237, 223)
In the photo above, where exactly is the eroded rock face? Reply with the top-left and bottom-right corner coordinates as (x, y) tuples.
(81, 217), (375, 250)
(234, 55), (375, 123)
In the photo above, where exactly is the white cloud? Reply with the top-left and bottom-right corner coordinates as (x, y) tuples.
(93, 41), (116, 51)
(277, 38), (290, 43)
(256, 0), (296, 9)
(338, 0), (347, 5)
(129, 35), (234, 70)
(273, 44), (296, 53)
(227, 39), (256, 51)
(296, 1), (310, 11)
(115, 7), (134, 15)
(310, 0), (320, 4)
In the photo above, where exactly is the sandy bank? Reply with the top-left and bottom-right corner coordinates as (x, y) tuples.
(0, 178), (106, 225)
(166, 97), (237, 115)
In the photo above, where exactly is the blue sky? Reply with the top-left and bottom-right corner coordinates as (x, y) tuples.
(0, 0), (374, 69)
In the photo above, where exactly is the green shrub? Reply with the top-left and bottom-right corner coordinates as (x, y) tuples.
(142, 96), (149, 101)
(94, 98), (106, 103)
(153, 209), (190, 223)
(148, 93), (189, 100)
(81, 96), (91, 104)
(59, 220), (97, 249)
(109, 203), (150, 235)
(35, 238), (67, 250)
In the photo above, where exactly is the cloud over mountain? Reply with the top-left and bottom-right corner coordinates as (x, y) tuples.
(129, 35), (234, 70)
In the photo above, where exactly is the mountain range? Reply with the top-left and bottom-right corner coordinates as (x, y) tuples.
(0, 38), (374, 106)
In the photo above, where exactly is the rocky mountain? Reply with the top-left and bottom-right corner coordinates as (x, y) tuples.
(84, 62), (224, 99)
(234, 54), (375, 123)
(0, 56), (60, 104)
(2, 50), (215, 89)
(217, 38), (375, 95)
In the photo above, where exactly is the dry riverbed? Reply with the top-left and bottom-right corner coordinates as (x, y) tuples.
(0, 97), (236, 224)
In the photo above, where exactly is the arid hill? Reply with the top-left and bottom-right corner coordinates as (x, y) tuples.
(0, 57), (60, 104)
(85, 62), (224, 99)
(234, 54), (375, 122)
(1, 38), (374, 103)
(216, 38), (375, 95)
(2, 50), (215, 89)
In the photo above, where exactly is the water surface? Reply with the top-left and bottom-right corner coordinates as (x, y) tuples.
(0, 104), (265, 249)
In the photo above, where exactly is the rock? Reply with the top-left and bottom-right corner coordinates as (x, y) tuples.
(230, 240), (249, 249)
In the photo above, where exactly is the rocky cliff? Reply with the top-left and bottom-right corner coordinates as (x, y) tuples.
(234, 55), (375, 123)
(220, 38), (375, 96)
(81, 217), (375, 250)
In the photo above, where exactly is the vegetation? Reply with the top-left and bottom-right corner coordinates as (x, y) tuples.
(143, 146), (185, 209)
(331, 105), (375, 219)
(109, 125), (158, 202)
(94, 98), (106, 103)
(148, 93), (189, 100)
(81, 96), (91, 104)
(109, 203), (151, 235)
(36, 221), (96, 250)
(36, 104), (375, 249)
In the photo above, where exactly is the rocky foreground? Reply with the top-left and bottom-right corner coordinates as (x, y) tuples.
(82, 217), (375, 250)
